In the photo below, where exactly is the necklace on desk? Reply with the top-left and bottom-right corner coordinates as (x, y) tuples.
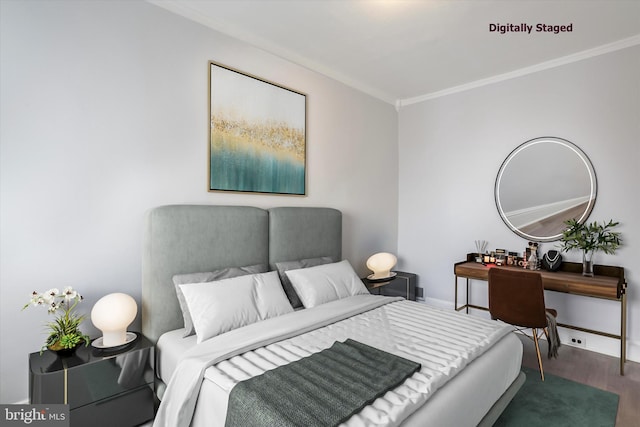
(543, 250), (562, 271)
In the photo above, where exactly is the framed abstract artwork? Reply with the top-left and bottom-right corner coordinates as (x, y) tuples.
(208, 62), (307, 195)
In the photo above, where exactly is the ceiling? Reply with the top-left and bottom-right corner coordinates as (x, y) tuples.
(149, 0), (640, 105)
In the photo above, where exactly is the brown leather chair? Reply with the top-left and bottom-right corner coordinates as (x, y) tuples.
(488, 267), (558, 381)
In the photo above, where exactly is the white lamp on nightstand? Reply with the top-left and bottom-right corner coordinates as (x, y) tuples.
(366, 252), (397, 280)
(91, 293), (137, 348)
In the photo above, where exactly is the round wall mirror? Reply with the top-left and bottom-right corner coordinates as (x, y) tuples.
(495, 137), (597, 242)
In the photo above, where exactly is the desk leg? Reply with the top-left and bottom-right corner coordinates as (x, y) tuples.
(454, 275), (458, 310)
(454, 274), (467, 312)
(466, 278), (469, 314)
(454, 274), (471, 314)
(621, 292), (627, 375)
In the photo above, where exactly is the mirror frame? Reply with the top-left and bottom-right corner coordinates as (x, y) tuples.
(495, 137), (597, 242)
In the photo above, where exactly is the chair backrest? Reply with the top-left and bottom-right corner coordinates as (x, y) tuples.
(488, 268), (547, 328)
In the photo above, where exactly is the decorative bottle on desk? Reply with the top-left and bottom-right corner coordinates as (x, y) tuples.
(526, 241), (539, 270)
(528, 251), (538, 270)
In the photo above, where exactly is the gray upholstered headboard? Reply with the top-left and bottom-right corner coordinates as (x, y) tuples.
(142, 205), (342, 344)
(268, 207), (342, 268)
(142, 205), (269, 344)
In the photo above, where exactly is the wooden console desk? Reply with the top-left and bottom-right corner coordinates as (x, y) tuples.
(454, 254), (627, 375)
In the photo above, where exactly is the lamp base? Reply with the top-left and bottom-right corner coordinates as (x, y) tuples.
(366, 272), (397, 283)
(91, 332), (137, 349)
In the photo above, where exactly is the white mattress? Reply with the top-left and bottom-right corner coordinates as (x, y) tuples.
(156, 328), (197, 385)
(157, 299), (522, 427)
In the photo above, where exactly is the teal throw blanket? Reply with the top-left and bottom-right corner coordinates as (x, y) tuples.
(225, 339), (421, 427)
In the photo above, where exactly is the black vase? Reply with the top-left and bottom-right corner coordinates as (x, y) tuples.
(47, 345), (78, 357)
(47, 339), (84, 357)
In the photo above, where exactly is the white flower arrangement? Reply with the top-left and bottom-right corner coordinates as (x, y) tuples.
(23, 286), (90, 353)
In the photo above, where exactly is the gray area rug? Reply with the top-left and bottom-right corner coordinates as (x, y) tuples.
(494, 367), (619, 427)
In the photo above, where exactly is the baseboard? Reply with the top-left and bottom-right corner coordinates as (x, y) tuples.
(557, 327), (640, 363)
(417, 297), (639, 364)
(422, 296), (453, 309)
(629, 340), (640, 363)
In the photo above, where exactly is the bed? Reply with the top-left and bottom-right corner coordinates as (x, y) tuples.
(142, 205), (524, 427)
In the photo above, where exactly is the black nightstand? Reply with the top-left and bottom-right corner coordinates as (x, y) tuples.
(365, 271), (417, 301)
(29, 333), (155, 427)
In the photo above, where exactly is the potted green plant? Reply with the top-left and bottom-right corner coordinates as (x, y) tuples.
(559, 219), (622, 276)
(23, 286), (91, 355)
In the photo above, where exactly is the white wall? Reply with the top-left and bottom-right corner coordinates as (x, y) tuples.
(398, 46), (639, 362)
(0, 1), (398, 403)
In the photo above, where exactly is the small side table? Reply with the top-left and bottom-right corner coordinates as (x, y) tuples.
(29, 333), (155, 427)
(365, 271), (417, 301)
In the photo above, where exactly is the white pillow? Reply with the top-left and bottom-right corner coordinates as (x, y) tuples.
(285, 260), (369, 308)
(172, 263), (268, 337)
(179, 271), (293, 343)
(252, 271), (295, 319)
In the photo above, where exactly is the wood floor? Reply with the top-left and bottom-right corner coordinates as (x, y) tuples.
(517, 335), (640, 427)
(519, 201), (590, 237)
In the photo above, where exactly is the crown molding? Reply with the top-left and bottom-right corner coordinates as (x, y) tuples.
(148, 1), (639, 109)
(147, 0), (396, 104)
(398, 34), (640, 108)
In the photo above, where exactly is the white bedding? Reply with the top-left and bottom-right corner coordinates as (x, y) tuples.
(154, 295), (518, 427)
(156, 329), (197, 395)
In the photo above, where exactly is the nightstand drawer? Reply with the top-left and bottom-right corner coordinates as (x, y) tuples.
(66, 348), (153, 408)
(30, 334), (155, 427)
(366, 271), (417, 301)
(71, 384), (154, 427)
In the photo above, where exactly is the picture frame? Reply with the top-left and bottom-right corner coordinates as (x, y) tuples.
(208, 61), (307, 195)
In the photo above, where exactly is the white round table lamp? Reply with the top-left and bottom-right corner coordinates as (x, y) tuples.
(366, 252), (397, 280)
(91, 293), (137, 347)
